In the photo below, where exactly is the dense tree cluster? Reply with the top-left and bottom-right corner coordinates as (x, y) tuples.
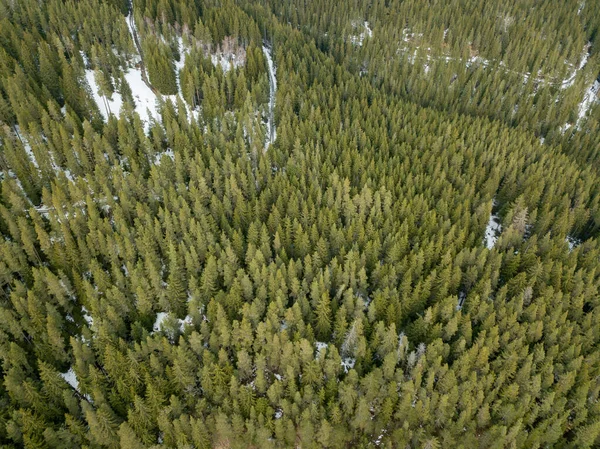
(0, 0), (599, 448)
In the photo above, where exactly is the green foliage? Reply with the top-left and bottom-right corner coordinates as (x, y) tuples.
(0, 0), (599, 448)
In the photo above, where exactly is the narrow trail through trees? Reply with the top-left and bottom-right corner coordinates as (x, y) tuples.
(263, 44), (277, 152)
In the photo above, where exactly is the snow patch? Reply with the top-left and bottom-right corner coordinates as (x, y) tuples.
(153, 312), (194, 334)
(179, 315), (193, 332)
(210, 48), (245, 72)
(85, 68), (123, 120)
(263, 45), (277, 151)
(561, 42), (591, 90)
(315, 341), (328, 358)
(61, 367), (79, 390)
(82, 306), (93, 326)
(484, 202), (502, 249)
(576, 80), (599, 127)
(124, 66), (160, 130)
(13, 126), (37, 169)
(153, 312), (168, 332)
(341, 357), (356, 373)
(350, 21), (373, 46)
(153, 148), (174, 165)
(566, 235), (581, 251)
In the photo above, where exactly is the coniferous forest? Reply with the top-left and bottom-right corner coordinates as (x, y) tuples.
(1, 0), (600, 447)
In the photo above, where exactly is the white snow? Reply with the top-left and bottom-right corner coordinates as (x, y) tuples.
(179, 315), (193, 332)
(210, 52), (245, 72)
(576, 80), (599, 127)
(124, 66), (160, 129)
(350, 21), (373, 46)
(13, 126), (37, 169)
(174, 37), (188, 90)
(484, 204), (502, 249)
(85, 68), (123, 120)
(274, 373), (282, 381)
(561, 42), (591, 90)
(153, 312), (194, 334)
(315, 341), (328, 358)
(274, 409), (283, 419)
(82, 306), (93, 326)
(566, 235), (581, 251)
(153, 312), (168, 332)
(263, 45), (277, 151)
(61, 367), (79, 390)
(153, 148), (174, 165)
(341, 357), (356, 373)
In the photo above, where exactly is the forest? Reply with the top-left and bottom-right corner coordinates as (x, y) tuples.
(0, 0), (599, 447)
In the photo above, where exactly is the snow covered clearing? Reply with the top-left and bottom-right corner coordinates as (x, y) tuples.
(210, 53), (245, 72)
(61, 367), (79, 390)
(174, 37), (188, 90)
(263, 45), (277, 151)
(210, 36), (246, 72)
(484, 203), (502, 249)
(85, 68), (123, 120)
(124, 66), (161, 128)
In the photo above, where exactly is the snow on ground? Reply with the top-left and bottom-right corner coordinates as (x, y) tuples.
(179, 315), (193, 332)
(210, 51), (245, 72)
(174, 37), (188, 90)
(562, 42), (591, 90)
(13, 126), (37, 168)
(153, 312), (168, 332)
(82, 306), (93, 326)
(61, 367), (79, 390)
(315, 341), (328, 358)
(341, 357), (356, 373)
(350, 21), (373, 46)
(274, 409), (283, 419)
(566, 235), (581, 251)
(576, 80), (600, 128)
(153, 148), (174, 165)
(124, 66), (160, 129)
(84, 68), (123, 120)
(263, 45), (277, 151)
(153, 312), (194, 334)
(484, 203), (502, 249)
